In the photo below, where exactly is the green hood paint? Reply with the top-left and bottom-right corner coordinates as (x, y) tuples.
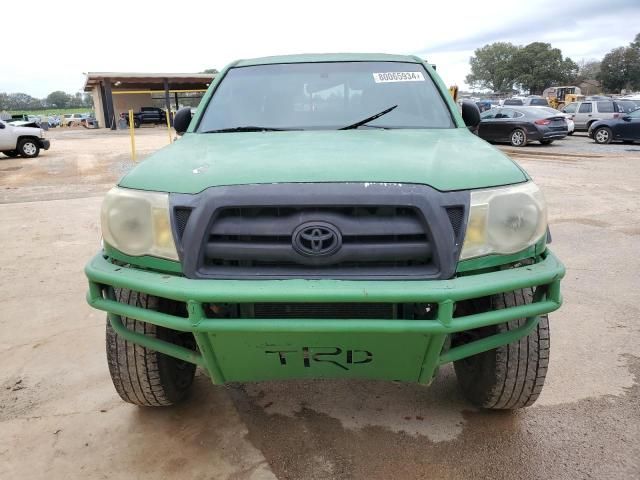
(119, 129), (527, 194)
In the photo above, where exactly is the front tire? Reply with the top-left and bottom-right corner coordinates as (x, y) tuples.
(17, 139), (40, 158)
(510, 128), (527, 147)
(106, 288), (197, 406)
(453, 288), (550, 409)
(593, 127), (612, 144)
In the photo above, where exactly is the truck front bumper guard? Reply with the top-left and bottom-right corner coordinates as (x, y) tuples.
(85, 251), (564, 384)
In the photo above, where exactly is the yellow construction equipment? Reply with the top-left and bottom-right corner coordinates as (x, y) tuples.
(543, 86), (584, 109)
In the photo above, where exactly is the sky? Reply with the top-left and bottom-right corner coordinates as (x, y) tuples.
(1, 0), (639, 97)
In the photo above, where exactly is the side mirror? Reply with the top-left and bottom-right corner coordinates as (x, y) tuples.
(173, 108), (193, 135)
(461, 100), (481, 129)
(622, 115), (631, 122)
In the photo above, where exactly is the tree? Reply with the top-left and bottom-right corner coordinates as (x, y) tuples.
(465, 42), (519, 92)
(511, 42), (578, 94)
(201, 68), (218, 74)
(597, 33), (640, 92)
(0, 92), (8, 110)
(46, 90), (71, 108)
(83, 93), (94, 108)
(598, 46), (640, 92)
(6, 93), (40, 110)
(574, 59), (601, 84)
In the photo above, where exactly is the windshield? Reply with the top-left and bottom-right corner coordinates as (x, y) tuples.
(617, 101), (639, 113)
(197, 62), (454, 132)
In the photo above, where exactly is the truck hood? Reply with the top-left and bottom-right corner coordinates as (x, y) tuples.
(119, 129), (527, 193)
(8, 123), (43, 135)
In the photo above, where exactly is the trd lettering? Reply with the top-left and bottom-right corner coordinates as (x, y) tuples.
(265, 347), (373, 370)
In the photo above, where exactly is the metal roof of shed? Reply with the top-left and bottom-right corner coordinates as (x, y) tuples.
(83, 72), (216, 92)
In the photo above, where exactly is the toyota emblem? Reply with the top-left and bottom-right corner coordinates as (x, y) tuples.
(292, 222), (342, 256)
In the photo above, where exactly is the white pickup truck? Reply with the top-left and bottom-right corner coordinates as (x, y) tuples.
(0, 119), (50, 158)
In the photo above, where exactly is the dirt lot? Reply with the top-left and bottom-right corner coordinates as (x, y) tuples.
(1, 128), (639, 479)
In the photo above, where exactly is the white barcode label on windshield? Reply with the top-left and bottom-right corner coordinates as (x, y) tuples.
(373, 71), (425, 83)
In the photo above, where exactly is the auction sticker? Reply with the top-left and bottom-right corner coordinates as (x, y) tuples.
(373, 71), (425, 83)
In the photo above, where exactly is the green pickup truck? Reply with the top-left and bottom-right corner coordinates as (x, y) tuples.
(85, 53), (564, 410)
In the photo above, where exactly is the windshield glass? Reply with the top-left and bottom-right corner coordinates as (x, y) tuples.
(197, 62), (454, 132)
(617, 101), (639, 113)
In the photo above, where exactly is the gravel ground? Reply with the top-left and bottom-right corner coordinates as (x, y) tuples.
(0, 129), (638, 479)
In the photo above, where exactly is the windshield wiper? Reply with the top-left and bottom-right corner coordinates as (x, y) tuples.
(339, 105), (398, 130)
(202, 126), (289, 133)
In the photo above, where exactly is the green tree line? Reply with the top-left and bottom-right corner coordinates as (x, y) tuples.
(0, 91), (93, 111)
(466, 33), (640, 94)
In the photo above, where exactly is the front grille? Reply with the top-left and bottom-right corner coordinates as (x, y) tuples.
(202, 206), (432, 275)
(203, 302), (438, 320)
(171, 183), (469, 280)
(253, 302), (395, 319)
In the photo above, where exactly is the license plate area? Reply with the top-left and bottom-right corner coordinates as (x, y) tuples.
(209, 332), (432, 382)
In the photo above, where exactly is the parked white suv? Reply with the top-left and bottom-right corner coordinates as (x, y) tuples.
(0, 120), (50, 158)
(562, 100), (638, 131)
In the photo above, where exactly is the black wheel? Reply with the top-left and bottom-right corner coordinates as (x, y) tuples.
(106, 288), (197, 407)
(593, 127), (612, 144)
(2, 150), (19, 158)
(567, 131), (574, 136)
(453, 288), (550, 409)
(509, 128), (527, 147)
(539, 139), (554, 145)
(17, 138), (40, 158)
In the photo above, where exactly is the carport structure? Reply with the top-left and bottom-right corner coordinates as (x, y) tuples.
(83, 72), (216, 129)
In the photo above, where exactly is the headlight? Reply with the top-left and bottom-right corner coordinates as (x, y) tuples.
(100, 187), (178, 261)
(460, 182), (547, 260)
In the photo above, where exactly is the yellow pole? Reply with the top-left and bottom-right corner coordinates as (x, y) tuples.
(448, 85), (459, 102)
(166, 110), (173, 144)
(128, 109), (136, 162)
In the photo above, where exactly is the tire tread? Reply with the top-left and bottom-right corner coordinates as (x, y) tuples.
(105, 288), (195, 407)
(454, 287), (550, 409)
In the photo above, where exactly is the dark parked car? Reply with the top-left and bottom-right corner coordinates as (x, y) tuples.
(126, 107), (167, 128)
(588, 108), (640, 144)
(502, 98), (524, 106)
(476, 100), (493, 112)
(478, 106), (568, 146)
(523, 97), (549, 107)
